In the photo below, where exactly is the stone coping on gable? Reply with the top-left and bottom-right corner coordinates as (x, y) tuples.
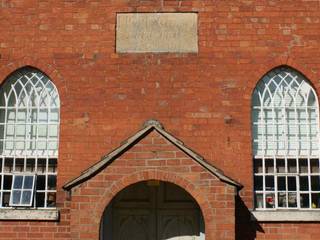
(251, 210), (320, 222)
(63, 119), (242, 191)
(0, 209), (59, 221)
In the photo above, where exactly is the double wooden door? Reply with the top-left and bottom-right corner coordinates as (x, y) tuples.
(102, 181), (204, 240)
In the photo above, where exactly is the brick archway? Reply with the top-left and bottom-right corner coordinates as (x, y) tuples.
(96, 169), (213, 235)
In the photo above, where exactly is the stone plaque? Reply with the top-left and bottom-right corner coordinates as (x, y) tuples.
(116, 13), (198, 53)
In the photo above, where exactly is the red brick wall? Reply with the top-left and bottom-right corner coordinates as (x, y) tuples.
(0, 0), (319, 239)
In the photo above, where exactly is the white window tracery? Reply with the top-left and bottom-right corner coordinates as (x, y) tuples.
(0, 67), (59, 208)
(252, 67), (320, 209)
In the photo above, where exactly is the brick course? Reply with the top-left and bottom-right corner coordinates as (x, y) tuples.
(0, 0), (320, 239)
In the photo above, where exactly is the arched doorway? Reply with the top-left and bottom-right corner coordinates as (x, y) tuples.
(100, 180), (205, 240)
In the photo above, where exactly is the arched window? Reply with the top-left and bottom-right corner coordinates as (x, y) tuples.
(252, 66), (320, 209)
(0, 67), (59, 208)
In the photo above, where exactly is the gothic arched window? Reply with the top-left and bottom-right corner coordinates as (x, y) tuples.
(0, 67), (59, 208)
(252, 66), (320, 209)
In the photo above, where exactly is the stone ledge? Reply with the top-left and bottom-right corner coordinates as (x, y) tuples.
(0, 209), (59, 221)
(251, 210), (320, 222)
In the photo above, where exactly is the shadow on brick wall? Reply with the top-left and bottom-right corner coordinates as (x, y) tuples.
(235, 195), (264, 240)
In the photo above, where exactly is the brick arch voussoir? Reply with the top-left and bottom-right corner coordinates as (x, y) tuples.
(244, 56), (318, 98)
(94, 169), (214, 235)
(0, 57), (67, 98)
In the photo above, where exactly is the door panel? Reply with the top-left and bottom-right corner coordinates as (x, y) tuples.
(107, 181), (203, 240)
(158, 210), (200, 240)
(113, 209), (156, 240)
(113, 181), (155, 209)
(157, 182), (198, 209)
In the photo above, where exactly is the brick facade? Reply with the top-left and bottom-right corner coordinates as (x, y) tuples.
(70, 130), (236, 240)
(0, 0), (320, 239)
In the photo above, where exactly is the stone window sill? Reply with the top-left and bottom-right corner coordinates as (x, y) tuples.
(0, 209), (59, 221)
(251, 210), (320, 222)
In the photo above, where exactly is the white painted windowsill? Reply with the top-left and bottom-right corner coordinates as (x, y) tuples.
(0, 209), (59, 221)
(251, 210), (320, 222)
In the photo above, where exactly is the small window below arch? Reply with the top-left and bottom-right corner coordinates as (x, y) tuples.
(252, 67), (320, 210)
(0, 67), (59, 209)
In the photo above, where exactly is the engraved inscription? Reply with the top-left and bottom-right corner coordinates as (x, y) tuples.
(116, 13), (198, 53)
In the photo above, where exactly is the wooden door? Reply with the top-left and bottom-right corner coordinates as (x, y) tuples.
(102, 181), (204, 240)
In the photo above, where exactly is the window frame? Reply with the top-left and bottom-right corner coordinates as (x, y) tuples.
(252, 67), (320, 211)
(9, 173), (36, 207)
(0, 67), (59, 210)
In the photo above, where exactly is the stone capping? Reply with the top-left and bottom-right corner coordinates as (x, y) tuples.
(63, 119), (242, 191)
(0, 208), (59, 221)
(251, 210), (320, 222)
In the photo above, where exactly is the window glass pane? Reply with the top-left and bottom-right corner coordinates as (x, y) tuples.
(288, 177), (297, 191)
(3, 175), (12, 190)
(2, 192), (10, 207)
(15, 158), (24, 172)
(288, 159), (297, 173)
(299, 176), (309, 191)
(26, 159), (35, 172)
(36, 192), (45, 207)
(47, 192), (56, 207)
(299, 159), (308, 173)
(24, 176), (34, 189)
(15, 125), (26, 139)
(254, 159), (263, 174)
(36, 175), (45, 190)
(38, 125), (48, 138)
(0, 110), (5, 123)
(48, 141), (58, 150)
(277, 176), (286, 191)
(11, 190), (21, 205)
(311, 159), (319, 174)
(265, 176), (274, 191)
(48, 125), (58, 138)
(15, 141), (25, 151)
(38, 109), (48, 123)
(0, 140), (3, 152)
(311, 176), (320, 191)
(50, 109), (59, 122)
(37, 141), (47, 151)
(288, 192), (297, 208)
(265, 193), (275, 208)
(5, 141), (14, 151)
(13, 176), (23, 189)
(6, 124), (14, 137)
(37, 159), (46, 173)
(276, 159), (285, 173)
(265, 159), (274, 173)
(254, 176), (263, 191)
(21, 191), (32, 205)
(48, 175), (56, 190)
(278, 192), (287, 208)
(48, 159), (57, 173)
(255, 193), (263, 208)
(300, 193), (310, 208)
(4, 159), (13, 172)
(311, 194), (320, 208)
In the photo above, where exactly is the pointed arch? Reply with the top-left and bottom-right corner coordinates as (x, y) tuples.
(0, 66), (59, 208)
(252, 66), (320, 210)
